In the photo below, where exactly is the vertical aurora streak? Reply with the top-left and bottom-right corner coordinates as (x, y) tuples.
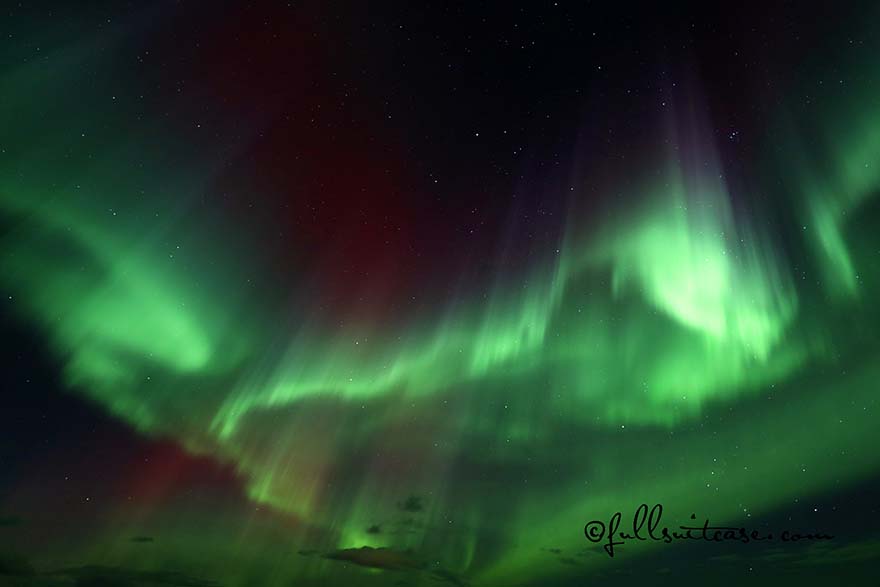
(1, 3), (880, 586)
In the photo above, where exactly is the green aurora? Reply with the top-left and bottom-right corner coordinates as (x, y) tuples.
(1, 5), (880, 587)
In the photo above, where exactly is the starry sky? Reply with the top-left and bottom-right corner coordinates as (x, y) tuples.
(2, 1), (880, 586)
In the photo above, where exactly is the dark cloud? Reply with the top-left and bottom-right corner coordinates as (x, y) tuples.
(398, 496), (424, 513)
(321, 546), (469, 586)
(366, 524), (381, 535)
(323, 547), (425, 571)
(130, 536), (154, 543)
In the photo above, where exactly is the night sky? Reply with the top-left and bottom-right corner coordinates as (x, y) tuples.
(2, 1), (880, 586)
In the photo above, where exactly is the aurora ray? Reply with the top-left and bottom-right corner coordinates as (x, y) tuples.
(2, 3), (880, 587)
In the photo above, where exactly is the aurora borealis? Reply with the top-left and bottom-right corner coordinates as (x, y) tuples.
(2, 1), (880, 586)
